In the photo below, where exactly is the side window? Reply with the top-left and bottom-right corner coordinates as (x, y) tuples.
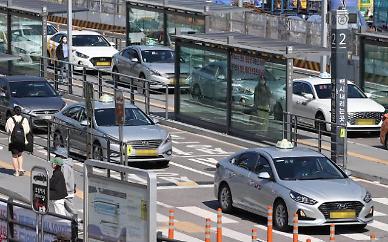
(52, 34), (62, 43)
(293, 82), (302, 95)
(301, 83), (313, 95)
(64, 106), (82, 120)
(121, 49), (130, 59)
(128, 49), (139, 60)
(47, 25), (57, 36)
(78, 108), (87, 122)
(254, 156), (273, 176)
(234, 152), (259, 172)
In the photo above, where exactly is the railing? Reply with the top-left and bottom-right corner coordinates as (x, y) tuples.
(0, 197), (78, 241)
(282, 112), (348, 168)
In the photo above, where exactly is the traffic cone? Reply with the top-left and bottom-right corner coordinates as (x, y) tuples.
(205, 218), (211, 242)
(330, 224), (335, 241)
(168, 209), (175, 239)
(293, 213), (298, 242)
(267, 206), (273, 242)
(217, 208), (222, 242)
(370, 231), (376, 241)
(251, 228), (257, 242)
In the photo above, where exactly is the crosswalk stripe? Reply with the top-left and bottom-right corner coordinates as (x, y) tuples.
(254, 224), (324, 242)
(368, 220), (388, 232)
(211, 227), (258, 242)
(169, 162), (214, 177)
(159, 228), (203, 242)
(374, 198), (388, 206)
(157, 213), (169, 223)
(177, 206), (237, 224)
(188, 158), (216, 168)
(375, 211), (387, 217)
(341, 233), (371, 240)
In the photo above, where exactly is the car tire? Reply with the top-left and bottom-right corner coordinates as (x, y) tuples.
(218, 184), (233, 213)
(274, 103), (283, 121)
(192, 85), (202, 100)
(53, 131), (64, 148)
(351, 224), (367, 231)
(315, 112), (327, 133)
(92, 142), (104, 161)
(273, 199), (290, 232)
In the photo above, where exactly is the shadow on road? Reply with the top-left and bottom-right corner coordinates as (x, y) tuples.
(0, 167), (15, 175)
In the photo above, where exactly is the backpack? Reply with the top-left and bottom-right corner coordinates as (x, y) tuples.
(11, 117), (25, 146)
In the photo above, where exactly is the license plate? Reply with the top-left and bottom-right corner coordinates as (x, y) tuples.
(135, 149), (157, 156)
(96, 61), (111, 66)
(355, 119), (375, 125)
(329, 210), (356, 219)
(43, 115), (52, 120)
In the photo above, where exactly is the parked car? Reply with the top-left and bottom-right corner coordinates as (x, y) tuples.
(0, 76), (66, 128)
(380, 113), (388, 149)
(112, 45), (189, 89)
(47, 30), (118, 70)
(273, 74), (385, 131)
(214, 139), (373, 231)
(52, 95), (172, 166)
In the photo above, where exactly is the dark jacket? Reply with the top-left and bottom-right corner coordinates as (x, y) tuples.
(49, 167), (68, 200)
(56, 43), (65, 61)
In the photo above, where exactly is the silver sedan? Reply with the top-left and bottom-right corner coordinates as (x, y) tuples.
(214, 141), (373, 231)
(52, 97), (172, 166)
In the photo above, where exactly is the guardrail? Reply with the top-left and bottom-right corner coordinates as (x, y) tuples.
(282, 112), (348, 168)
(39, 56), (170, 120)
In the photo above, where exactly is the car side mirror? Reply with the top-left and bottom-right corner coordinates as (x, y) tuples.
(365, 93), (372, 98)
(57, 90), (65, 96)
(258, 172), (271, 179)
(153, 118), (159, 124)
(80, 120), (90, 126)
(345, 170), (352, 177)
(131, 57), (139, 63)
(303, 93), (314, 100)
(109, 41), (116, 47)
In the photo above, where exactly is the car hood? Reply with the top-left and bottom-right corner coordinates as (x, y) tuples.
(281, 179), (366, 202)
(143, 63), (190, 75)
(13, 97), (65, 111)
(98, 125), (168, 142)
(74, 46), (118, 58)
(318, 98), (385, 113)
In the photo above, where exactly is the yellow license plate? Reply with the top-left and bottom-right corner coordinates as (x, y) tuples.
(355, 119), (375, 125)
(329, 210), (356, 219)
(135, 149), (157, 156)
(96, 61), (111, 66)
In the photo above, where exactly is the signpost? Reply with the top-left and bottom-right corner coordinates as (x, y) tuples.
(115, 89), (125, 167)
(85, 82), (94, 159)
(31, 166), (49, 242)
(330, 8), (349, 165)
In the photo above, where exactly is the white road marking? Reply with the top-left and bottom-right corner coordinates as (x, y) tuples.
(172, 147), (193, 156)
(352, 177), (388, 189)
(159, 228), (203, 242)
(374, 198), (388, 206)
(174, 154), (230, 158)
(157, 185), (213, 190)
(177, 206), (237, 224)
(254, 224), (324, 242)
(156, 201), (173, 209)
(172, 141), (200, 144)
(157, 213), (169, 223)
(188, 158), (216, 168)
(368, 220), (388, 232)
(211, 227), (257, 242)
(169, 162), (214, 178)
(374, 211), (387, 217)
(341, 233), (372, 241)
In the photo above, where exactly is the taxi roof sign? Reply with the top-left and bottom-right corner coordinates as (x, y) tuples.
(276, 139), (294, 149)
(99, 94), (114, 103)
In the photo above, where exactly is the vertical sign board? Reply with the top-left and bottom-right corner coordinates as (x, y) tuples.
(330, 9), (349, 164)
(31, 166), (49, 214)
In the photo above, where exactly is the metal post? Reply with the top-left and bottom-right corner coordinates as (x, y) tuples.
(7, 198), (14, 240)
(47, 123), (51, 161)
(41, 7), (48, 78)
(145, 82), (150, 115)
(174, 39), (181, 115)
(226, 36), (233, 134)
(293, 117), (298, 146)
(165, 85), (169, 119)
(82, 67), (87, 98)
(66, 127), (70, 155)
(98, 71), (103, 98)
(83, 164), (89, 241)
(35, 214), (39, 241)
(130, 78), (134, 104)
(68, 63), (73, 95)
(318, 124), (322, 153)
(71, 214), (78, 242)
(54, 60), (59, 90)
(320, 0), (328, 73)
(67, 0), (73, 64)
(39, 214), (43, 242)
(286, 46), (294, 141)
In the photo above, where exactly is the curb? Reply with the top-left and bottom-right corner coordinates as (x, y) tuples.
(350, 169), (388, 186)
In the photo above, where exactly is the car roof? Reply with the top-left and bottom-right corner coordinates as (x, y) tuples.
(69, 100), (138, 109)
(127, 45), (173, 51)
(258, 146), (325, 159)
(294, 76), (354, 85)
(57, 30), (101, 36)
(0, 75), (46, 82)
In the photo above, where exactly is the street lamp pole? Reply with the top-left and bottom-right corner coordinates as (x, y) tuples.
(320, 0), (328, 73)
(67, 0), (72, 62)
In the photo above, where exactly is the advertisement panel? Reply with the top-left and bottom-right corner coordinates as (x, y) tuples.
(88, 175), (149, 242)
(331, 0), (358, 10)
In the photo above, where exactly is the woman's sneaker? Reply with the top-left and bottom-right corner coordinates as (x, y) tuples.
(14, 171), (19, 177)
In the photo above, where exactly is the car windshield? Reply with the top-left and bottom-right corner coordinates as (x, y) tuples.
(141, 50), (174, 63)
(273, 156), (346, 180)
(9, 81), (58, 98)
(95, 108), (153, 126)
(73, 35), (110, 47)
(20, 25), (41, 35)
(314, 84), (366, 99)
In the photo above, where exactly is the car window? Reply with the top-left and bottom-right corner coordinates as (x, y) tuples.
(95, 107), (153, 126)
(47, 25), (57, 36)
(314, 84), (366, 99)
(121, 49), (130, 59)
(254, 156), (272, 175)
(63, 106), (82, 121)
(9, 81), (58, 98)
(202, 64), (218, 76)
(128, 49), (139, 60)
(73, 35), (110, 47)
(233, 152), (258, 171)
(52, 34), (62, 43)
(141, 50), (174, 63)
(293, 82), (302, 95)
(301, 83), (313, 95)
(79, 108), (87, 122)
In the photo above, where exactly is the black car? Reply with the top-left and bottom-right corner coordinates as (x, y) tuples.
(0, 76), (66, 128)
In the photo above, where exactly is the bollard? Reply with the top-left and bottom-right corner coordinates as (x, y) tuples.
(168, 209), (175, 239)
(370, 231), (376, 241)
(267, 206), (273, 242)
(306, 239), (311, 242)
(217, 208), (222, 242)
(293, 213), (298, 242)
(251, 228), (257, 242)
(330, 224), (335, 241)
(205, 218), (211, 242)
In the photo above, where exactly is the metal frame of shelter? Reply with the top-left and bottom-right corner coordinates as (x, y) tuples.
(125, 0), (248, 47)
(0, 0), (87, 75)
(174, 32), (330, 140)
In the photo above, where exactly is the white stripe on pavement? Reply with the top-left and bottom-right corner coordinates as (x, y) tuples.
(187, 158), (216, 168)
(159, 228), (203, 242)
(211, 227), (258, 242)
(158, 184), (213, 190)
(375, 211), (387, 217)
(341, 233), (371, 241)
(157, 201), (173, 209)
(169, 162), (214, 177)
(374, 198), (388, 206)
(369, 220), (388, 232)
(157, 213), (169, 223)
(254, 224), (324, 242)
(177, 206), (237, 224)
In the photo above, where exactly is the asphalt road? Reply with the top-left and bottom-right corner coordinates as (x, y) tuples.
(0, 124), (388, 242)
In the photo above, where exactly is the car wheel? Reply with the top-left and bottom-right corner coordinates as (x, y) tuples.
(315, 112), (327, 132)
(192, 85), (202, 100)
(218, 184), (233, 213)
(351, 224), (367, 231)
(273, 199), (290, 232)
(53, 131), (64, 148)
(92, 142), (104, 161)
(274, 103), (283, 121)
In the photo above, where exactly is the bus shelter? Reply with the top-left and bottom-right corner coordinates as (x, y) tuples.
(125, 0), (247, 46)
(0, 0), (86, 75)
(359, 32), (388, 112)
(174, 32), (329, 142)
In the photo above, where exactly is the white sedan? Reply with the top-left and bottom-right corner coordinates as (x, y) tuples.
(274, 74), (385, 132)
(48, 30), (118, 70)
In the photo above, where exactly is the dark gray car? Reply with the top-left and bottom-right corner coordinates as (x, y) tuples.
(0, 76), (66, 128)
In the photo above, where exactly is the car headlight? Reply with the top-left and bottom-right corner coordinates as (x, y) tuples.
(14, 104), (31, 114)
(150, 69), (162, 77)
(162, 134), (171, 145)
(75, 51), (89, 59)
(363, 191), (372, 203)
(289, 191), (318, 205)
